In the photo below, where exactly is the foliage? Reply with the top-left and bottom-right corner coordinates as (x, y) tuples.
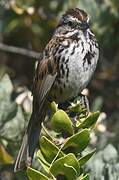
(0, 74), (26, 159)
(86, 144), (119, 180)
(0, 74), (100, 180)
(0, 0), (119, 179)
(0, 74), (29, 179)
(27, 101), (100, 180)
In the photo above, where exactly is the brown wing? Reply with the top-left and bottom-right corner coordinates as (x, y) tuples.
(32, 58), (57, 111)
(14, 59), (57, 172)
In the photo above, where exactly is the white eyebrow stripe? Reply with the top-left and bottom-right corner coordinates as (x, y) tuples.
(68, 15), (81, 23)
(87, 17), (90, 22)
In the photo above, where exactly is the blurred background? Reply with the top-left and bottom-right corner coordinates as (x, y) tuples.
(0, 0), (119, 179)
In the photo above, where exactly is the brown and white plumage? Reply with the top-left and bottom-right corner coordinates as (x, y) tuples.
(14, 57), (57, 171)
(14, 8), (99, 172)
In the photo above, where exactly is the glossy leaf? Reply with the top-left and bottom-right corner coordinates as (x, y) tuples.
(51, 110), (73, 135)
(63, 129), (90, 153)
(78, 149), (96, 166)
(37, 150), (50, 173)
(41, 123), (54, 141)
(27, 167), (48, 180)
(76, 111), (100, 129)
(40, 136), (64, 163)
(50, 153), (80, 179)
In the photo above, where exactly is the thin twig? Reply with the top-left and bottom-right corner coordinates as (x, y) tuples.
(0, 42), (42, 59)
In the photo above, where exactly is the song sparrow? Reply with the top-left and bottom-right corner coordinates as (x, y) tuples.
(14, 8), (99, 171)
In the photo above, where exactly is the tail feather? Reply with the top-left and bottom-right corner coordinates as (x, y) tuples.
(14, 107), (47, 172)
(14, 63), (57, 172)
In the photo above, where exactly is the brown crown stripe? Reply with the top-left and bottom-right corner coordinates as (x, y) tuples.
(64, 8), (88, 22)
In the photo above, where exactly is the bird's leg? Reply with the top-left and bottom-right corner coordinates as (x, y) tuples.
(71, 94), (90, 132)
(79, 93), (90, 115)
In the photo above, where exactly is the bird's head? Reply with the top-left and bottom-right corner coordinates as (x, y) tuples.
(57, 8), (90, 33)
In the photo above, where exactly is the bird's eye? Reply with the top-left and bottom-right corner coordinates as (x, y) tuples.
(67, 21), (73, 26)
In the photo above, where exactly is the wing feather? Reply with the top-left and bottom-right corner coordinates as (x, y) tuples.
(32, 58), (57, 111)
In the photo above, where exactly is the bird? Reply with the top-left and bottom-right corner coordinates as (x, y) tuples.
(14, 8), (99, 172)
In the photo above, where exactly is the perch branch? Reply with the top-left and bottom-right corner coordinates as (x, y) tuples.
(0, 42), (42, 59)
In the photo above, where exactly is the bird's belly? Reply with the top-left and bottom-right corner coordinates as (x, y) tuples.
(50, 59), (97, 103)
(50, 39), (99, 103)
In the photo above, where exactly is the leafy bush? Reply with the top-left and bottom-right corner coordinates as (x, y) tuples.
(0, 1), (118, 179)
(27, 101), (100, 180)
(0, 74), (100, 179)
(0, 74), (30, 179)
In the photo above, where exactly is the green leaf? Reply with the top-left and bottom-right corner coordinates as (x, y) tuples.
(76, 111), (100, 129)
(0, 74), (13, 94)
(68, 103), (82, 113)
(0, 145), (13, 165)
(78, 149), (96, 166)
(77, 174), (89, 180)
(41, 123), (54, 141)
(50, 153), (80, 179)
(63, 129), (90, 154)
(0, 100), (17, 126)
(1, 106), (26, 141)
(40, 136), (64, 163)
(51, 110), (73, 135)
(50, 101), (58, 113)
(0, 74), (17, 125)
(37, 150), (50, 173)
(37, 150), (50, 167)
(82, 174), (89, 180)
(27, 167), (48, 180)
(0, 74), (25, 143)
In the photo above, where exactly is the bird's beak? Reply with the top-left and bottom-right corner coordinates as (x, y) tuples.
(81, 21), (89, 30)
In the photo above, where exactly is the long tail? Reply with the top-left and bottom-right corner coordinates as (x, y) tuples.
(14, 106), (47, 172)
